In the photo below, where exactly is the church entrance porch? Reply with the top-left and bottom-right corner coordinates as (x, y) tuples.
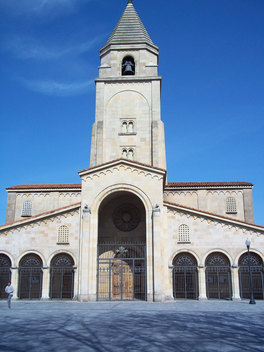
(97, 192), (146, 301)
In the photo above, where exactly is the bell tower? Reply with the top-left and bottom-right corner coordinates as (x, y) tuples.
(90, 0), (166, 170)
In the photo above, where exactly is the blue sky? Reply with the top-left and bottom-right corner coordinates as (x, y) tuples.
(0, 0), (263, 225)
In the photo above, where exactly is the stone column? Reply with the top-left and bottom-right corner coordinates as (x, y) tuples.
(10, 267), (18, 299)
(198, 266), (207, 300)
(41, 267), (50, 299)
(231, 265), (241, 300)
(152, 205), (162, 301)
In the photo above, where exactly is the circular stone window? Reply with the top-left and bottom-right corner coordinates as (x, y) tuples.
(112, 204), (140, 232)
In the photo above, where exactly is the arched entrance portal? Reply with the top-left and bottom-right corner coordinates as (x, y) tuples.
(97, 192), (146, 301)
(50, 253), (75, 299)
(0, 254), (11, 299)
(172, 253), (198, 299)
(18, 254), (43, 299)
(239, 252), (264, 300)
(205, 252), (232, 300)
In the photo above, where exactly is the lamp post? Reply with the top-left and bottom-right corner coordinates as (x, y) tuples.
(245, 239), (256, 304)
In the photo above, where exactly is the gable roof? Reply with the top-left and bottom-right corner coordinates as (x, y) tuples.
(78, 158), (167, 176)
(164, 201), (264, 232)
(0, 203), (81, 232)
(102, 1), (156, 50)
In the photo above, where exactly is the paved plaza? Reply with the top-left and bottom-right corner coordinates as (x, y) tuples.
(0, 300), (263, 352)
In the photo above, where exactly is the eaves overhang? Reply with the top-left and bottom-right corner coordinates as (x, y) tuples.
(165, 181), (253, 191)
(164, 201), (264, 233)
(0, 202), (81, 232)
(6, 184), (82, 193)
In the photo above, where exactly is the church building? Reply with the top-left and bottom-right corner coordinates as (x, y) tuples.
(0, 0), (263, 302)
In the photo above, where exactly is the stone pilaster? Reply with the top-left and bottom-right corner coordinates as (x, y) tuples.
(41, 267), (50, 299)
(152, 205), (162, 301)
(231, 265), (241, 300)
(198, 266), (207, 300)
(10, 267), (18, 299)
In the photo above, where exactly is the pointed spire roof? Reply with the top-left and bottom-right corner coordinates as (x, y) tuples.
(103, 0), (156, 49)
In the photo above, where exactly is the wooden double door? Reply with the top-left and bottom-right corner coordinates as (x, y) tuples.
(97, 258), (146, 301)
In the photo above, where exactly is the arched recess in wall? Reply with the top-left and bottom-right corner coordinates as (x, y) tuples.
(0, 254), (12, 300)
(106, 91), (150, 160)
(97, 190), (146, 302)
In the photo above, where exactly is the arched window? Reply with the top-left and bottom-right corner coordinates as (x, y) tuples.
(57, 225), (69, 244)
(18, 254), (43, 299)
(226, 197), (237, 214)
(21, 200), (32, 217)
(122, 149), (127, 158)
(122, 121), (128, 133)
(178, 224), (190, 242)
(122, 56), (135, 76)
(205, 252), (232, 300)
(50, 253), (75, 299)
(238, 252), (264, 299)
(128, 149), (134, 160)
(128, 121), (134, 133)
(0, 254), (12, 300)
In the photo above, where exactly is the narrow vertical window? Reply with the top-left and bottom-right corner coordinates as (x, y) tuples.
(178, 224), (190, 242)
(128, 149), (134, 160)
(122, 149), (127, 158)
(226, 197), (237, 214)
(21, 200), (32, 217)
(128, 121), (134, 133)
(122, 121), (128, 133)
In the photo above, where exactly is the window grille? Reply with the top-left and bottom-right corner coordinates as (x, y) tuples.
(21, 200), (32, 217)
(57, 225), (69, 244)
(178, 224), (190, 242)
(226, 197), (237, 214)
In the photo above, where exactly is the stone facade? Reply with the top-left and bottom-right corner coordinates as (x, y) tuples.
(0, 1), (263, 302)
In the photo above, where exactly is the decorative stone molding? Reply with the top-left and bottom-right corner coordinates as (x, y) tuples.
(82, 164), (164, 183)
(207, 190), (243, 196)
(166, 207), (264, 237)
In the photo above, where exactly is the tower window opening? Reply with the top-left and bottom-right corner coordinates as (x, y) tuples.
(122, 56), (135, 76)
(226, 197), (237, 214)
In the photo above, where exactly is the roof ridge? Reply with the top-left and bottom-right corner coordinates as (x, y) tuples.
(6, 183), (82, 190)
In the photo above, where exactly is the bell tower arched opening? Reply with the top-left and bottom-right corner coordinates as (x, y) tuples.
(122, 56), (135, 76)
(97, 191), (146, 301)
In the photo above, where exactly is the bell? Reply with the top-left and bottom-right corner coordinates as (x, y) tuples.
(123, 60), (134, 75)
(124, 62), (133, 73)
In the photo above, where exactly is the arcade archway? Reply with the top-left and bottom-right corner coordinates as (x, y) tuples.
(172, 252), (198, 299)
(97, 192), (146, 301)
(50, 253), (75, 299)
(205, 252), (232, 300)
(239, 252), (264, 300)
(0, 254), (11, 299)
(18, 253), (43, 299)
